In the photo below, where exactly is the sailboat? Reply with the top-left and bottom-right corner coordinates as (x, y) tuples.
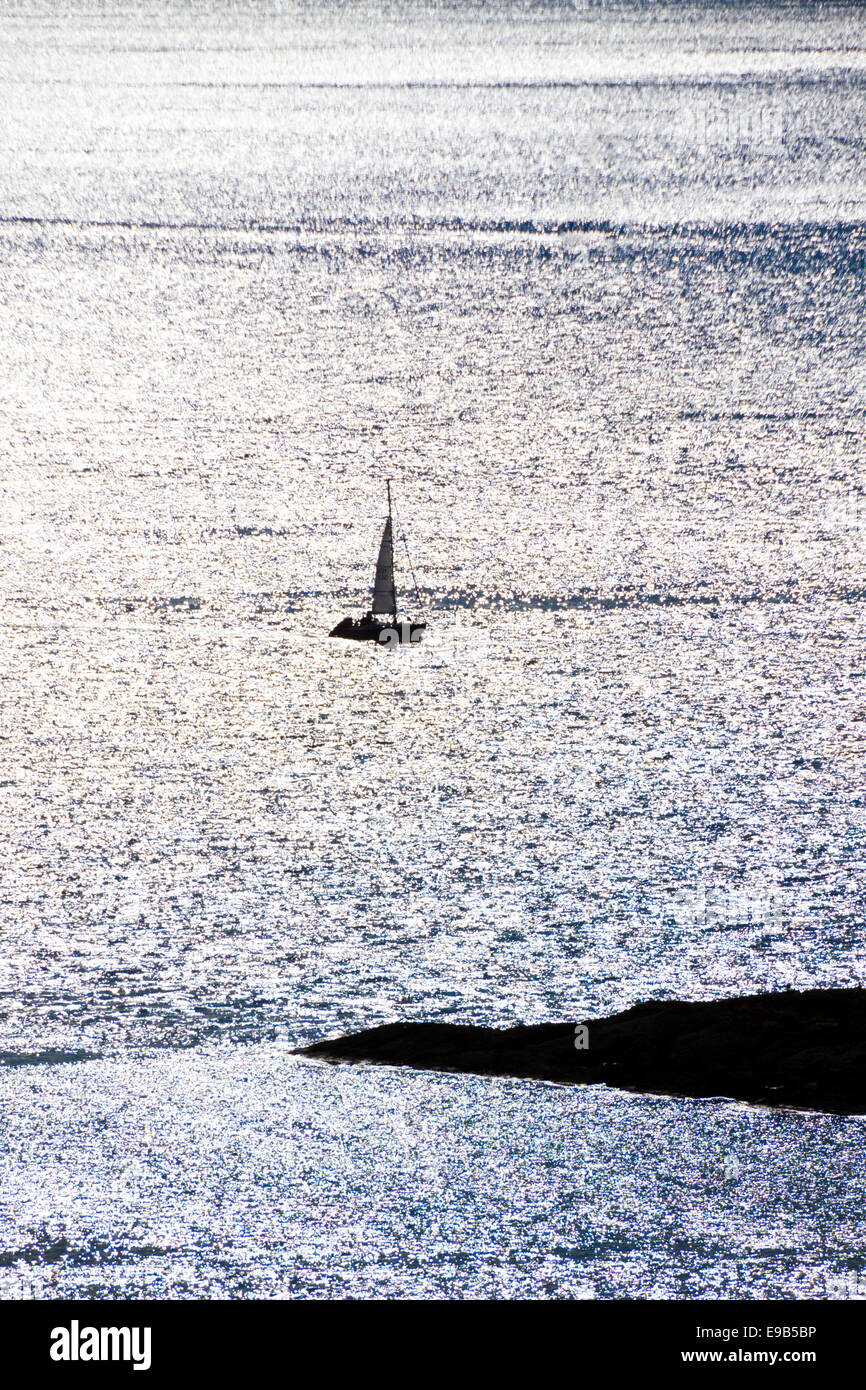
(329, 481), (427, 645)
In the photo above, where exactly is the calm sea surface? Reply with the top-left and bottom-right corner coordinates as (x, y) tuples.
(1, 0), (865, 1299)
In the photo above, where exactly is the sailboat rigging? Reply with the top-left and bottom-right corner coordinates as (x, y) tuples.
(329, 481), (427, 645)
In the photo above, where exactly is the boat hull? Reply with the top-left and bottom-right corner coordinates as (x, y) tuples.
(329, 617), (426, 645)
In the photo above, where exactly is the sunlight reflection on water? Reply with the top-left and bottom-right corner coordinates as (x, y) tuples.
(1, 0), (865, 1300)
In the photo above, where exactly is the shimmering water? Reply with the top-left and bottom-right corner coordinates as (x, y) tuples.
(1, 0), (865, 1300)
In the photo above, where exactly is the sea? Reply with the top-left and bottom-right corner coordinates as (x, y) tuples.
(1, 0), (865, 1300)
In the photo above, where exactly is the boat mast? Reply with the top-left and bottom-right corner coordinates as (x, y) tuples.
(386, 478), (395, 617)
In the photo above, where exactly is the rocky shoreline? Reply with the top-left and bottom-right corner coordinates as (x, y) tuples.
(297, 987), (866, 1114)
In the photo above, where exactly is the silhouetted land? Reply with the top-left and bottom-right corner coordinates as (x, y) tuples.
(297, 987), (866, 1114)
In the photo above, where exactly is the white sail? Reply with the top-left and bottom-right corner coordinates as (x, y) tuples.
(371, 516), (396, 616)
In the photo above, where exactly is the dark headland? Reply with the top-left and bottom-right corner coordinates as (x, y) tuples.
(297, 987), (866, 1114)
